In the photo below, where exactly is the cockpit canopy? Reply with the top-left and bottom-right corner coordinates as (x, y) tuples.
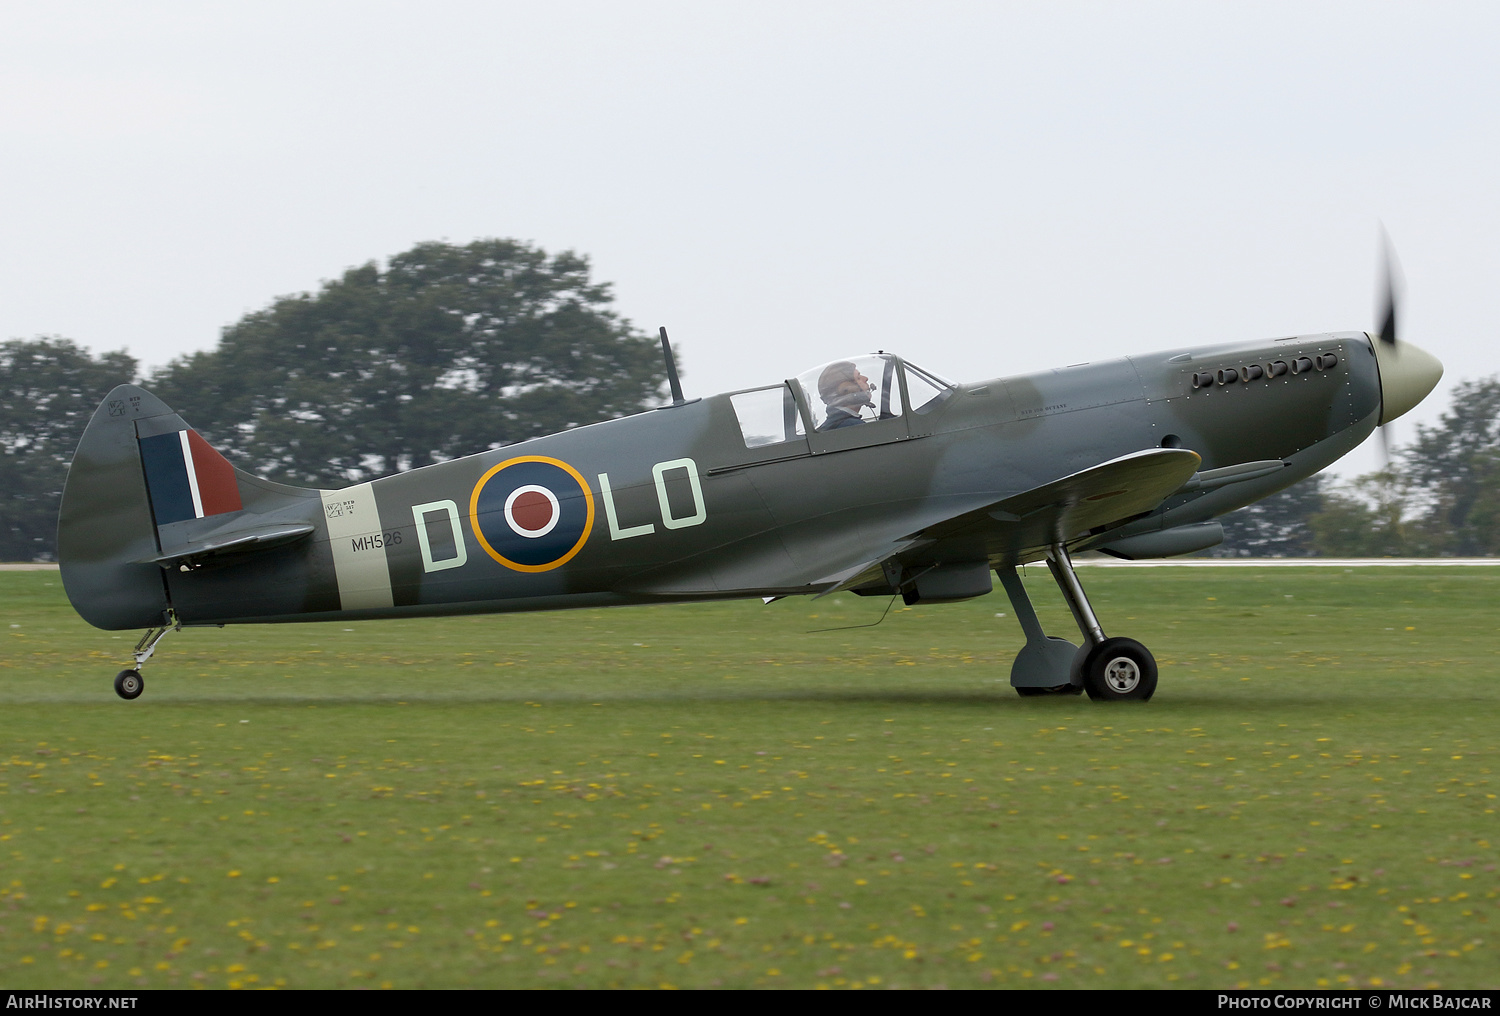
(729, 353), (954, 450)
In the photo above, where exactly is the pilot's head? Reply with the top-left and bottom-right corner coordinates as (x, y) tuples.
(817, 361), (873, 411)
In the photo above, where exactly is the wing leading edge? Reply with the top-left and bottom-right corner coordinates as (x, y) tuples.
(815, 448), (1202, 595)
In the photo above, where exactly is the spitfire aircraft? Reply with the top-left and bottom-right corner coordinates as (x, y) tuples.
(58, 266), (1442, 703)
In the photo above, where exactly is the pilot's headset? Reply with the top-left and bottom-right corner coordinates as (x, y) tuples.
(817, 361), (875, 411)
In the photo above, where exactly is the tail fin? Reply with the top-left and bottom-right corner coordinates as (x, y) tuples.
(58, 385), (314, 630)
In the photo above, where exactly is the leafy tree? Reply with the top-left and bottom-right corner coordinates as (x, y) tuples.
(1307, 469), (1432, 557)
(152, 239), (667, 487)
(0, 338), (137, 560)
(1401, 377), (1500, 555)
(1210, 475), (1326, 557)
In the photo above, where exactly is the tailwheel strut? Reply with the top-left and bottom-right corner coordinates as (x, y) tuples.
(114, 615), (181, 701)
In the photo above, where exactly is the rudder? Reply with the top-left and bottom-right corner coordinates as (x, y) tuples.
(58, 385), (252, 630)
(59, 386), (176, 629)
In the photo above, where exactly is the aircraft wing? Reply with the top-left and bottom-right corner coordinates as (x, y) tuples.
(625, 448), (1200, 598)
(814, 448), (1202, 594)
(914, 447), (1201, 550)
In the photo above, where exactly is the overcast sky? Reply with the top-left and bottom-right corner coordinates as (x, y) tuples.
(3, 1), (1497, 477)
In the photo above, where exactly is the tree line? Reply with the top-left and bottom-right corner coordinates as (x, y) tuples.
(1212, 376), (1500, 558)
(1, 235), (1491, 561)
(1, 239), (667, 561)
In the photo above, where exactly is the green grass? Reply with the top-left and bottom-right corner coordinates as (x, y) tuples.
(0, 566), (1495, 989)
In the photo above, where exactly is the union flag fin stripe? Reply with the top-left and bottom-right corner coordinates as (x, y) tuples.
(186, 429), (243, 516)
(138, 429), (243, 527)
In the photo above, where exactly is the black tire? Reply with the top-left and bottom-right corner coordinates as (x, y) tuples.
(1080, 638), (1157, 701)
(114, 669), (143, 700)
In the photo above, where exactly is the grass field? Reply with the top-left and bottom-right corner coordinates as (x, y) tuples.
(0, 565), (1495, 990)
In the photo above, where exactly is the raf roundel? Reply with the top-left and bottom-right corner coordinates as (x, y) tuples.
(469, 456), (595, 572)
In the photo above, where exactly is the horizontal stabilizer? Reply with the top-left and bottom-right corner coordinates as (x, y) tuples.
(144, 523), (315, 568)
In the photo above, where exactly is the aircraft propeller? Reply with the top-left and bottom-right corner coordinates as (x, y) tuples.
(1374, 230), (1402, 467)
(1363, 227), (1442, 474)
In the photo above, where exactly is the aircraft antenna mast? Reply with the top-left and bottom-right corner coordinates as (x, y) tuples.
(659, 326), (686, 405)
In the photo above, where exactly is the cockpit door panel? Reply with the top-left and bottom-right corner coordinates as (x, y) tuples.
(716, 383), (812, 470)
(806, 412), (909, 454)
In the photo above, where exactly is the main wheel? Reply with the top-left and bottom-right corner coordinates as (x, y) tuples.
(1079, 638), (1157, 701)
(114, 669), (143, 700)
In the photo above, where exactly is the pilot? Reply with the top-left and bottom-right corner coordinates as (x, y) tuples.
(816, 361), (875, 431)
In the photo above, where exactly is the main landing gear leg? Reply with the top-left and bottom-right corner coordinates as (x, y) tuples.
(114, 616), (180, 701)
(1045, 544), (1157, 701)
(996, 565), (1081, 696)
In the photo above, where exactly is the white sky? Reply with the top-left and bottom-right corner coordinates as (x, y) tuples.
(3, 1), (1497, 478)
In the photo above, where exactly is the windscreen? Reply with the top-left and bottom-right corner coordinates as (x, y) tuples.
(904, 361), (955, 414)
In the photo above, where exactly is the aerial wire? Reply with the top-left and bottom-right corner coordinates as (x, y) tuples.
(807, 594), (899, 633)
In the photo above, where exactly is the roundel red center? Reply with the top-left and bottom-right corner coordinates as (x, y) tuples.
(510, 489), (554, 532)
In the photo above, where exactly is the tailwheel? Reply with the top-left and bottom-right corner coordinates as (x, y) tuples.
(114, 669), (144, 700)
(1079, 637), (1157, 701)
(111, 620), (178, 700)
